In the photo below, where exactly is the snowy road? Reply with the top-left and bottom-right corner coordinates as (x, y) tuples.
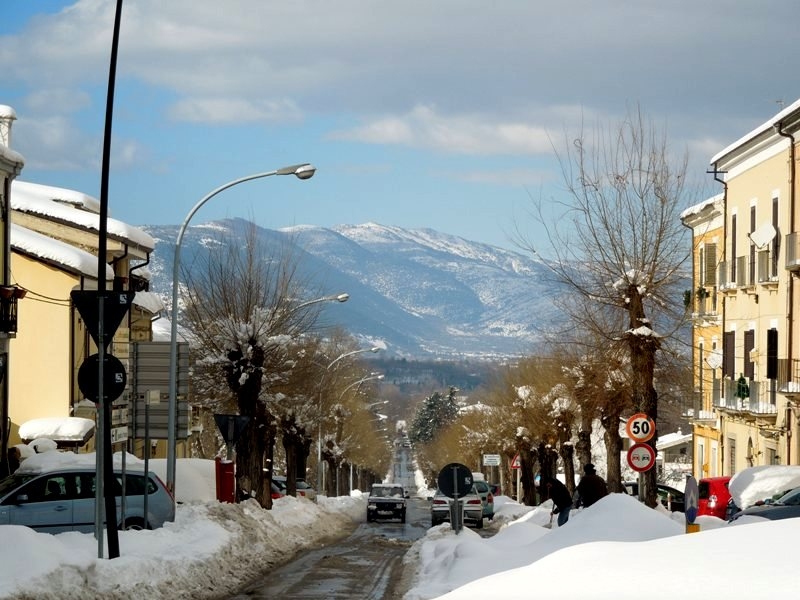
(227, 496), (430, 599)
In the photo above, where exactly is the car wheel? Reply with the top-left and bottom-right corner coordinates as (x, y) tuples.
(123, 518), (147, 531)
(474, 517), (483, 529)
(400, 511), (406, 523)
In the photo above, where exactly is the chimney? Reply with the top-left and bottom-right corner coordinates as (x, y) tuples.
(0, 105), (17, 148)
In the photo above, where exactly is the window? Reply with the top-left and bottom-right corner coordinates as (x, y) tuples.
(729, 438), (736, 474)
(731, 214), (737, 281)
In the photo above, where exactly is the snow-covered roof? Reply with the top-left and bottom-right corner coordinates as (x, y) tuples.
(680, 193), (724, 220)
(18, 417), (95, 443)
(133, 291), (165, 314)
(710, 98), (800, 165)
(656, 430), (691, 450)
(10, 180), (155, 250)
(11, 222), (114, 280)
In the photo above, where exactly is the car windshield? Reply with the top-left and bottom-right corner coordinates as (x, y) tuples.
(372, 486), (403, 498)
(776, 487), (800, 506)
(0, 474), (35, 496)
(296, 481), (311, 490)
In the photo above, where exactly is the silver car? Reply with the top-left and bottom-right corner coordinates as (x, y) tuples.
(0, 467), (175, 533)
(430, 487), (484, 529)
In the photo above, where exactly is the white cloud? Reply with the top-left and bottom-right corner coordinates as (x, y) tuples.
(167, 97), (303, 125)
(330, 105), (554, 156)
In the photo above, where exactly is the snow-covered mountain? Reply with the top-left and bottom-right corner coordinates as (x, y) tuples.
(142, 219), (563, 359)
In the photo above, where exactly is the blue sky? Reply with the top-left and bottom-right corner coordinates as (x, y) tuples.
(2, 1), (799, 251)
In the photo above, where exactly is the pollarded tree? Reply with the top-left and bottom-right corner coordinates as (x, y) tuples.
(182, 221), (322, 508)
(520, 105), (696, 507)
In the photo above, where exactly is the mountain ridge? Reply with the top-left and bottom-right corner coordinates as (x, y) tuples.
(143, 219), (561, 359)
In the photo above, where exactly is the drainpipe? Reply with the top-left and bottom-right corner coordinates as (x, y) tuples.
(712, 163), (728, 471)
(775, 122), (796, 464)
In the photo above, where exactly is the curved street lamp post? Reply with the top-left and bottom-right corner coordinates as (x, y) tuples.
(166, 163), (316, 499)
(317, 348), (381, 494)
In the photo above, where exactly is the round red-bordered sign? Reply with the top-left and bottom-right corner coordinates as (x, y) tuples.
(625, 413), (655, 443)
(627, 442), (656, 472)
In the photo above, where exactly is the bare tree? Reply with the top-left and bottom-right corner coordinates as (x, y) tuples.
(518, 106), (694, 508)
(182, 221), (320, 507)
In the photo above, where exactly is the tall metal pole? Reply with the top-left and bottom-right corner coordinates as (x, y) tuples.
(166, 164), (315, 502)
(95, 0), (124, 560)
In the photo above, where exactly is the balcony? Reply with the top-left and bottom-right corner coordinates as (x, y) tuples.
(786, 232), (800, 270)
(715, 378), (778, 416)
(0, 286), (26, 335)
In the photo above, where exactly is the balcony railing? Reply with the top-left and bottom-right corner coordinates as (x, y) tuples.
(786, 233), (800, 270)
(716, 378), (778, 415)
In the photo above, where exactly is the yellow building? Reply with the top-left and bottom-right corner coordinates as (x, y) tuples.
(6, 179), (161, 453)
(686, 99), (800, 475)
(680, 194), (724, 477)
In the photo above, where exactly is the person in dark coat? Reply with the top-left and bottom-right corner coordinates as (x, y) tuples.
(539, 475), (573, 526)
(575, 463), (608, 508)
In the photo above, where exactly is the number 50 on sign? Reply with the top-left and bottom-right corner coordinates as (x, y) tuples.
(625, 413), (655, 443)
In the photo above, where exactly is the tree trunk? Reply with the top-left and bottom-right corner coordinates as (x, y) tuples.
(516, 437), (537, 506)
(601, 409), (624, 493)
(559, 442), (576, 495)
(626, 285), (660, 508)
(575, 412), (593, 469)
(281, 419), (300, 497)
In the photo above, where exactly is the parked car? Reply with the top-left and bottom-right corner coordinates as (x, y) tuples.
(698, 476), (731, 519)
(273, 476), (317, 502)
(0, 466), (174, 533)
(472, 479), (495, 520)
(295, 479), (317, 502)
(270, 478), (286, 500)
(623, 481), (685, 513)
(429, 487), (484, 529)
(366, 483), (408, 523)
(729, 486), (800, 522)
(489, 483), (501, 497)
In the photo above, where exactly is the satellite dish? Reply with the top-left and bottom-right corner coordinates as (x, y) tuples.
(706, 351), (723, 370)
(749, 223), (777, 248)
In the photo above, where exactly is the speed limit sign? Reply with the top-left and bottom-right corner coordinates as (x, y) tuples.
(625, 413), (655, 443)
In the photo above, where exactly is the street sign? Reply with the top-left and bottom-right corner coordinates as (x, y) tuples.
(214, 414), (252, 446)
(437, 463), (474, 498)
(625, 413), (656, 443)
(684, 476), (699, 524)
(77, 353), (127, 403)
(511, 454), (521, 469)
(71, 290), (135, 350)
(627, 442), (656, 472)
(483, 454), (501, 467)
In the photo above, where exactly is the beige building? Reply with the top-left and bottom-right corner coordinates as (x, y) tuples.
(684, 99), (800, 476)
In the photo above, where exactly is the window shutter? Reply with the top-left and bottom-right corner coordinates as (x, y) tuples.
(723, 331), (736, 380)
(744, 330), (754, 379)
(704, 243), (717, 285)
(767, 328), (778, 380)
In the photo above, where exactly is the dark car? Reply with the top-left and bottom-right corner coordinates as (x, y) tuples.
(623, 481), (685, 513)
(729, 487), (800, 522)
(366, 483), (408, 523)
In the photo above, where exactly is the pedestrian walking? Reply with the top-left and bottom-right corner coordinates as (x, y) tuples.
(574, 463), (608, 508)
(539, 475), (573, 526)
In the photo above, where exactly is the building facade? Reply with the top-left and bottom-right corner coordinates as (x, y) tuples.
(684, 99), (800, 476)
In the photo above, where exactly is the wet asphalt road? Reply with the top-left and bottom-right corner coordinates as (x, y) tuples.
(227, 439), (429, 599)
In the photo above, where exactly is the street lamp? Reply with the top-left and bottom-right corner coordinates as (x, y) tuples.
(295, 293), (349, 311)
(166, 163), (316, 498)
(317, 347), (381, 493)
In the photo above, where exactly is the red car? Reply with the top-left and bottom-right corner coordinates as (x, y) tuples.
(698, 476), (731, 519)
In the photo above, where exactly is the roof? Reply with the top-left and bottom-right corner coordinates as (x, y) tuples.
(18, 417), (96, 447)
(10, 180), (155, 251)
(710, 98), (800, 165)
